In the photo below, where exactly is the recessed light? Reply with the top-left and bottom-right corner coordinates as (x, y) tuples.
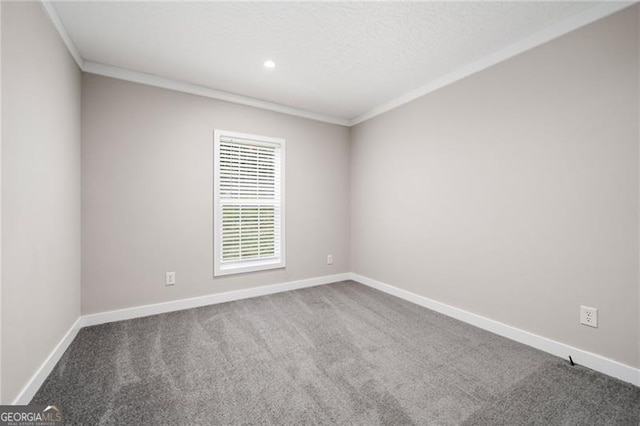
(264, 60), (275, 69)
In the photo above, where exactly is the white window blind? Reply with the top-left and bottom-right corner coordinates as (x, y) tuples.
(214, 130), (285, 276)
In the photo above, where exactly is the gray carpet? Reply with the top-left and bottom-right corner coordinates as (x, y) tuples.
(32, 281), (640, 425)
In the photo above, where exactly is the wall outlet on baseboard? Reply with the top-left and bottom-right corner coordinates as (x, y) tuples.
(580, 305), (597, 328)
(166, 272), (176, 286)
(327, 254), (333, 265)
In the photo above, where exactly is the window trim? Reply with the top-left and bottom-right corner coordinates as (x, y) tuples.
(213, 129), (286, 277)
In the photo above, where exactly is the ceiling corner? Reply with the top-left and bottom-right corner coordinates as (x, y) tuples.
(40, 1), (84, 69)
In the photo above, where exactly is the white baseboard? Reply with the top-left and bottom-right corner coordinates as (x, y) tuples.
(12, 270), (638, 406)
(80, 273), (351, 327)
(349, 273), (640, 387)
(12, 317), (83, 405)
(12, 273), (350, 405)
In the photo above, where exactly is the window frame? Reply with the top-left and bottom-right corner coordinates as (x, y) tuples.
(213, 129), (286, 277)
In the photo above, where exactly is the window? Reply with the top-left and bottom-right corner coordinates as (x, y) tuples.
(214, 130), (285, 276)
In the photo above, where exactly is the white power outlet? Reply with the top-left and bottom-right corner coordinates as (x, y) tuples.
(166, 272), (176, 286)
(327, 254), (333, 265)
(580, 305), (598, 328)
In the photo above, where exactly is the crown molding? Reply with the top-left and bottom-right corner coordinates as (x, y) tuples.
(349, 1), (636, 126)
(38, 1), (349, 127)
(82, 61), (350, 126)
(40, 0), (635, 128)
(39, 1), (84, 69)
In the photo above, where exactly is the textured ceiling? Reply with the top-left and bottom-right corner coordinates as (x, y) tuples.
(52, 1), (604, 121)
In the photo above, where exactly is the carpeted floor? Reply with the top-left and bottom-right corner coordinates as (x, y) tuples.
(33, 281), (640, 425)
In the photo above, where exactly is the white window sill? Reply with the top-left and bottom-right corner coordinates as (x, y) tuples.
(214, 259), (285, 277)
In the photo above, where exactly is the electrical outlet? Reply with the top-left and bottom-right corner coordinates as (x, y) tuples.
(166, 272), (176, 286)
(327, 254), (333, 265)
(580, 305), (598, 328)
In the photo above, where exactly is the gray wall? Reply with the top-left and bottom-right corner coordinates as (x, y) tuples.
(1, 2), (81, 403)
(350, 6), (640, 369)
(0, 0), (4, 404)
(81, 74), (350, 314)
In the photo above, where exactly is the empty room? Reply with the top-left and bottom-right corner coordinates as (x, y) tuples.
(1, 0), (639, 424)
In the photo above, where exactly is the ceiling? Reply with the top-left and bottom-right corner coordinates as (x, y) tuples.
(48, 1), (625, 126)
